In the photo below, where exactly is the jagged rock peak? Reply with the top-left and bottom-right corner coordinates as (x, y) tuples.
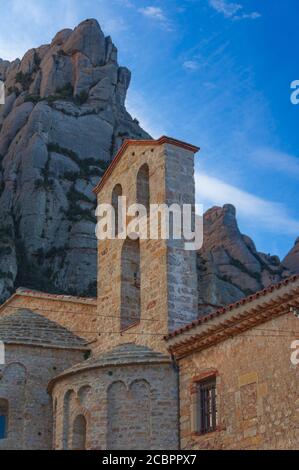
(283, 238), (299, 274)
(197, 205), (293, 315)
(62, 19), (107, 66)
(0, 19), (150, 304)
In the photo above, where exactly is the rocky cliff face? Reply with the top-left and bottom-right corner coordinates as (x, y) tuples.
(283, 238), (299, 274)
(0, 19), (150, 303)
(0, 20), (297, 310)
(197, 204), (296, 314)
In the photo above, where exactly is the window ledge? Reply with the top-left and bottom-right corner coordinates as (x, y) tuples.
(191, 425), (225, 437)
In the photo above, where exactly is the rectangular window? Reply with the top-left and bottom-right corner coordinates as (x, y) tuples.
(0, 415), (6, 439)
(197, 377), (217, 434)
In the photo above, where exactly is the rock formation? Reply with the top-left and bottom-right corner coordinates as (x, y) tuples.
(0, 19), (150, 303)
(197, 204), (295, 314)
(0, 19), (298, 311)
(283, 238), (299, 274)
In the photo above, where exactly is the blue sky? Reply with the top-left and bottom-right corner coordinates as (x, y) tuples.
(0, 0), (298, 259)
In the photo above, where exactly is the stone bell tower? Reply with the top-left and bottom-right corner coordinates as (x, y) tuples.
(93, 136), (199, 354)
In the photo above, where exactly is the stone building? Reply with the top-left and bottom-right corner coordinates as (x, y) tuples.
(0, 309), (87, 449)
(0, 136), (298, 450)
(166, 275), (299, 450)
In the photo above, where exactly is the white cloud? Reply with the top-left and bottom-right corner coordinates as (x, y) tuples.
(209, 0), (242, 17)
(139, 6), (166, 21)
(195, 172), (299, 235)
(237, 12), (261, 20)
(138, 6), (173, 30)
(251, 147), (299, 180)
(208, 0), (261, 20)
(183, 60), (200, 70)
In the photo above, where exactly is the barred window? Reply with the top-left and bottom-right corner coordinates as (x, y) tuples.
(197, 377), (217, 434)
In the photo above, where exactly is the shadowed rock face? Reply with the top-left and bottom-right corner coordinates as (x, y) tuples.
(283, 238), (299, 274)
(197, 204), (296, 315)
(0, 19), (150, 303)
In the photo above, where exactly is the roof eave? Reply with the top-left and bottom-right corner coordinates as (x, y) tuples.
(166, 276), (299, 359)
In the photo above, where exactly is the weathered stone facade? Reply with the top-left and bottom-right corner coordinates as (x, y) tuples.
(167, 276), (299, 450)
(49, 344), (179, 450)
(94, 137), (199, 355)
(0, 310), (87, 449)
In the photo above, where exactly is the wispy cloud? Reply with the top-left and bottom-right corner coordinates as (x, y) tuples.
(139, 6), (165, 21)
(209, 0), (242, 17)
(195, 172), (299, 235)
(238, 12), (261, 20)
(208, 0), (261, 20)
(138, 5), (173, 30)
(251, 147), (299, 180)
(183, 60), (200, 70)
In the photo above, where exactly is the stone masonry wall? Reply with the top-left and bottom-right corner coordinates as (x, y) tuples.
(179, 313), (299, 450)
(95, 142), (198, 354)
(0, 344), (85, 450)
(52, 362), (179, 450)
(165, 143), (198, 331)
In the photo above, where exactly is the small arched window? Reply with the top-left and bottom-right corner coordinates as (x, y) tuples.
(121, 238), (141, 331)
(137, 164), (150, 214)
(72, 415), (87, 450)
(112, 184), (123, 236)
(0, 399), (8, 440)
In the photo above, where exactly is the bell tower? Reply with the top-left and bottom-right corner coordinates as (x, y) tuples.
(93, 136), (200, 353)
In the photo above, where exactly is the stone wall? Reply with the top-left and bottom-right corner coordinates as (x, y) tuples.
(95, 141), (198, 354)
(51, 361), (179, 450)
(178, 313), (299, 449)
(165, 143), (198, 331)
(0, 344), (85, 449)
